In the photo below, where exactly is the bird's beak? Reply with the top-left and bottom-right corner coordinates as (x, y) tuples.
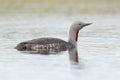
(83, 23), (92, 27)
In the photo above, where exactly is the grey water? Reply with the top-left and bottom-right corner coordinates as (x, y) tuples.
(0, 14), (120, 80)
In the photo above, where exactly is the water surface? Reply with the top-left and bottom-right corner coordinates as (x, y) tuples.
(0, 14), (120, 80)
(0, 0), (120, 80)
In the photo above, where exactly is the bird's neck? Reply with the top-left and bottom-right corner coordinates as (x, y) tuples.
(68, 30), (79, 47)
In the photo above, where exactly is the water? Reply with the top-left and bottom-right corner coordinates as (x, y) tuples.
(0, 0), (120, 80)
(0, 14), (120, 80)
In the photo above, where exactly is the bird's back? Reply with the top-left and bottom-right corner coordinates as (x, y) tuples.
(15, 38), (74, 54)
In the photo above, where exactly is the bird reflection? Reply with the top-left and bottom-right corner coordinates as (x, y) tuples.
(17, 44), (79, 63)
(68, 48), (79, 63)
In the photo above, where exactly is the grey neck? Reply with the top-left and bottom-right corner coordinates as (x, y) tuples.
(68, 29), (77, 48)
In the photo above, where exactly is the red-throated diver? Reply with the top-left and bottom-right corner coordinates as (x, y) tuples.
(15, 21), (92, 54)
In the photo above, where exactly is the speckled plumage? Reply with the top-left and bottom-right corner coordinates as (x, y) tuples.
(15, 21), (92, 54)
(15, 38), (75, 54)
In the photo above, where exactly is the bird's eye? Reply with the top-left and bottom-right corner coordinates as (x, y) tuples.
(79, 24), (81, 25)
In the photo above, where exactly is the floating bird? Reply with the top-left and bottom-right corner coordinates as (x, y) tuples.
(15, 21), (92, 54)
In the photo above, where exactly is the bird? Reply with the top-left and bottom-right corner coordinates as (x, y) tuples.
(15, 21), (92, 54)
